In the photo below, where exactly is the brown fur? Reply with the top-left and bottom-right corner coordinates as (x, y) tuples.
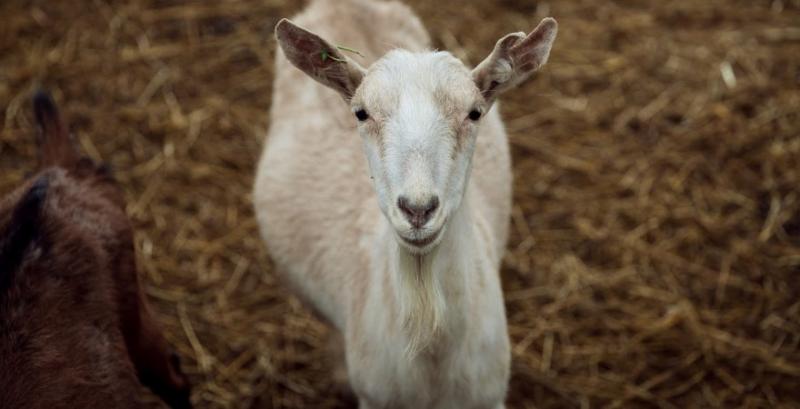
(0, 92), (191, 409)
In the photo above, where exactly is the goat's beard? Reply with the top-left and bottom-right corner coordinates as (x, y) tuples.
(394, 244), (446, 358)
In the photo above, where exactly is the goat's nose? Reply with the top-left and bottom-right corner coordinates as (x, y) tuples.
(397, 195), (439, 228)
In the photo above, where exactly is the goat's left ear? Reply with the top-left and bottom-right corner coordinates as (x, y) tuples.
(472, 17), (557, 102)
(275, 19), (366, 101)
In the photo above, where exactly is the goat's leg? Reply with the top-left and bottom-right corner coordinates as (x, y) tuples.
(326, 332), (356, 401)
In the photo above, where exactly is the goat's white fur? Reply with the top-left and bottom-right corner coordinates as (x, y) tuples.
(254, 0), (556, 407)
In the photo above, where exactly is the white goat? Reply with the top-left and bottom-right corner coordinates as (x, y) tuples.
(253, 0), (557, 407)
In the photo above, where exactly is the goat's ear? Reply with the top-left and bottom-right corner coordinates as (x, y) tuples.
(472, 17), (557, 102)
(275, 19), (366, 101)
(0, 173), (49, 288)
(33, 90), (78, 168)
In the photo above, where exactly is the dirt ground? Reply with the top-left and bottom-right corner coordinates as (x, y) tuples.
(1, 0), (799, 408)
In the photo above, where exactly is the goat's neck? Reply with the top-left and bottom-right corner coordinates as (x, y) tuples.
(383, 193), (482, 356)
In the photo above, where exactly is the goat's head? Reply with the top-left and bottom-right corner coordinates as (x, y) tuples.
(276, 18), (557, 253)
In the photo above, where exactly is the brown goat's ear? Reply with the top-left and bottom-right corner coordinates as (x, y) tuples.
(275, 19), (366, 101)
(472, 17), (557, 102)
(0, 174), (49, 289)
(33, 91), (78, 168)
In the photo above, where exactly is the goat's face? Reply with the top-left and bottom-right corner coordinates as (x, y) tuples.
(275, 18), (557, 253)
(351, 51), (482, 253)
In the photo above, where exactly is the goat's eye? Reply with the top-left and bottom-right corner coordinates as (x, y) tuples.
(355, 109), (369, 121)
(468, 110), (482, 121)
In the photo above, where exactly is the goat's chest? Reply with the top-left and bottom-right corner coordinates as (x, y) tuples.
(347, 317), (510, 409)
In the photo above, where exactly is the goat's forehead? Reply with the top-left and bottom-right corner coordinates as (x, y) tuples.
(358, 50), (478, 108)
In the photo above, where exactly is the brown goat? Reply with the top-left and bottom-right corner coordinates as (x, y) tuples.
(0, 92), (191, 409)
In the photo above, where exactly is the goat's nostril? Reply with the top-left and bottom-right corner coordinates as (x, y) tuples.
(397, 195), (439, 228)
(397, 196), (413, 218)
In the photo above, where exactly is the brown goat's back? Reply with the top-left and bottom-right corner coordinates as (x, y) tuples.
(0, 92), (190, 409)
(0, 169), (145, 408)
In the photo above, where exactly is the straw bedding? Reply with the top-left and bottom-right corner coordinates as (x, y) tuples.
(1, 0), (798, 407)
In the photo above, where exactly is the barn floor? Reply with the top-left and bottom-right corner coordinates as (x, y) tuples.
(1, 0), (799, 407)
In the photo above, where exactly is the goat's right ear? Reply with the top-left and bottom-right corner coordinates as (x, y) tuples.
(275, 19), (365, 101)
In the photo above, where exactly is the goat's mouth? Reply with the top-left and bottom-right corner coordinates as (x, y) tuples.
(399, 228), (441, 249)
